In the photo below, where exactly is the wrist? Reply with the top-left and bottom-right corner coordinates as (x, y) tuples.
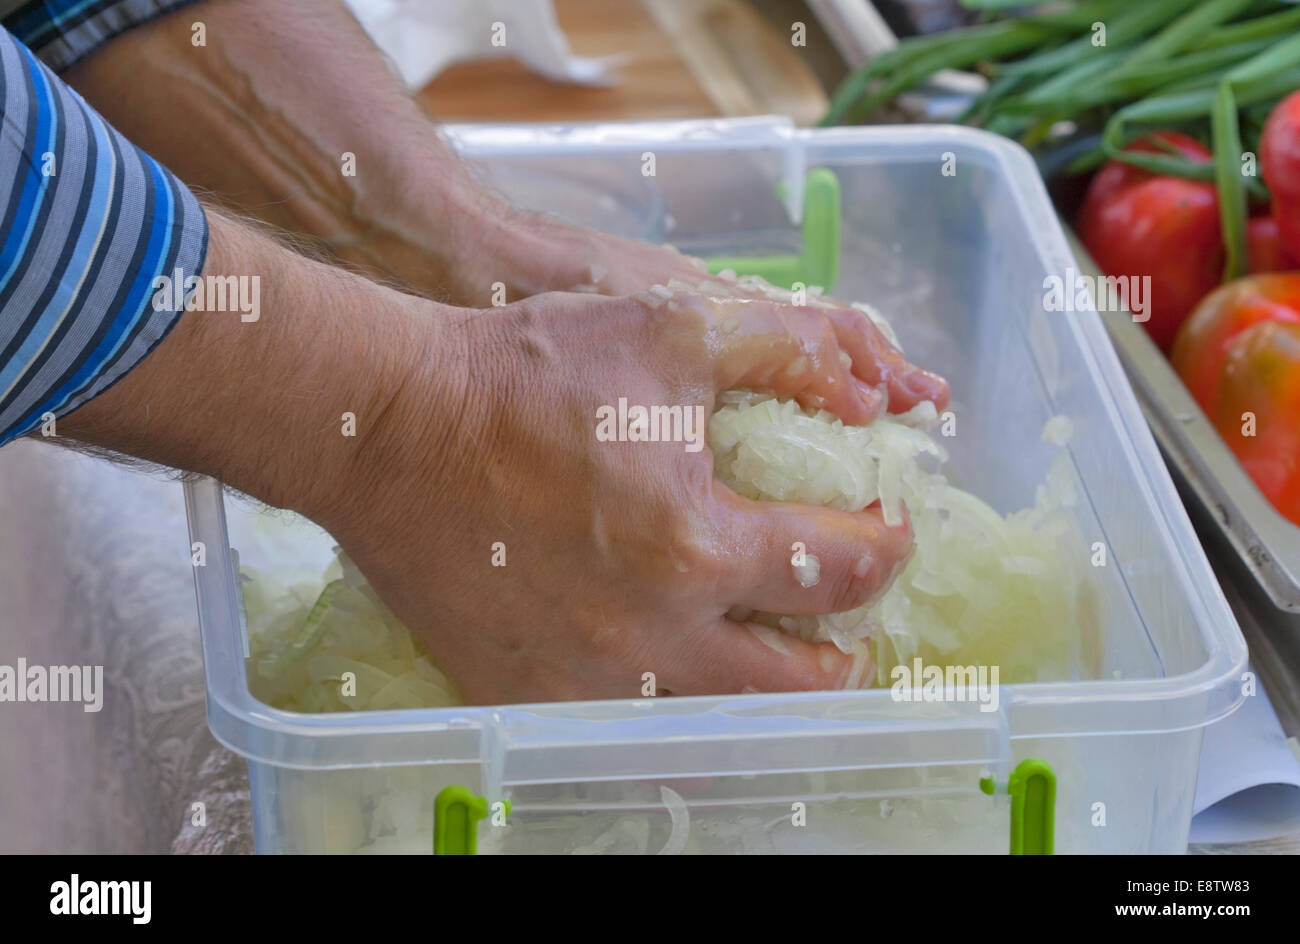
(343, 157), (591, 307)
(320, 300), (475, 540)
(318, 138), (512, 307)
(442, 202), (597, 304)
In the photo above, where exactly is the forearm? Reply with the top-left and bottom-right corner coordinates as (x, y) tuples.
(63, 0), (779, 309)
(57, 209), (451, 526)
(63, 0), (504, 304)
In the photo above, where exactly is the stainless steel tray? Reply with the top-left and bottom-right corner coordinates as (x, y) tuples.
(1071, 235), (1300, 613)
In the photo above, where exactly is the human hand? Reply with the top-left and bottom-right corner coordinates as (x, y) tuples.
(327, 287), (949, 703)
(57, 208), (948, 705)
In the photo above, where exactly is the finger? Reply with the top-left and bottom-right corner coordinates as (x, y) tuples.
(696, 296), (881, 424)
(663, 616), (872, 695)
(823, 306), (951, 413)
(708, 487), (913, 615)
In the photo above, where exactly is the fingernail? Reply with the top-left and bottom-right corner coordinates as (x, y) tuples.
(904, 367), (949, 406)
(856, 379), (883, 418)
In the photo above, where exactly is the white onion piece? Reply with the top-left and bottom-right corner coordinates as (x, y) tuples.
(826, 624), (854, 655)
(793, 553), (821, 588)
(1042, 415), (1073, 446)
(747, 624), (792, 655)
(893, 399), (939, 429)
(709, 369), (1096, 689)
(656, 786), (690, 855)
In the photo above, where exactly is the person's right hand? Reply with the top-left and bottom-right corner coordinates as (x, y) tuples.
(326, 287), (949, 703)
(55, 207), (950, 705)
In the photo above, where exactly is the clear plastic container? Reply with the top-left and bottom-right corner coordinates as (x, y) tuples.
(185, 120), (1248, 854)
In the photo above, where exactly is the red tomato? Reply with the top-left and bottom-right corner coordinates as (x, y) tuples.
(1262, 92), (1300, 204)
(1217, 321), (1300, 524)
(1247, 216), (1296, 274)
(1172, 274), (1300, 526)
(1078, 133), (1223, 352)
(1261, 90), (1300, 262)
(1082, 131), (1212, 203)
(1275, 199), (1300, 263)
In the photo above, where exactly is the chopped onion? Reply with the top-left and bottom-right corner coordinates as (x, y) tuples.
(1042, 415), (1073, 446)
(234, 299), (1102, 854)
(893, 399), (939, 430)
(656, 786), (690, 855)
(232, 291), (1106, 854)
(709, 383), (1099, 688)
(826, 624), (854, 655)
(636, 290), (666, 310)
(793, 553), (821, 588)
(747, 623), (793, 656)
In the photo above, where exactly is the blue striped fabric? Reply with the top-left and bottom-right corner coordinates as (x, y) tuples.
(1, 0), (199, 73)
(0, 25), (207, 445)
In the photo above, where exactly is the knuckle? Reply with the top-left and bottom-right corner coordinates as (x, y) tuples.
(679, 482), (732, 579)
(816, 319), (840, 355)
(669, 509), (722, 584)
(832, 304), (866, 334)
(826, 529), (913, 611)
(785, 304), (823, 339)
(825, 556), (877, 612)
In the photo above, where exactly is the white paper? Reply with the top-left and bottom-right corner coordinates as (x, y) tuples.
(343, 0), (622, 91)
(1190, 669), (1300, 844)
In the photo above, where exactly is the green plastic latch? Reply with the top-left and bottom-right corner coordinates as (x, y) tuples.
(705, 168), (841, 292)
(433, 785), (510, 855)
(980, 758), (1056, 855)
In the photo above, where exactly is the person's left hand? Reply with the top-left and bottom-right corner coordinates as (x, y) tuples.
(449, 209), (838, 308)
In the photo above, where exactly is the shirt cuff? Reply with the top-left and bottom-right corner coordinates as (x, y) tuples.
(0, 27), (208, 446)
(2, 0), (202, 73)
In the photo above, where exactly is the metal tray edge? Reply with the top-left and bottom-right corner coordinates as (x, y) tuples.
(1068, 235), (1300, 613)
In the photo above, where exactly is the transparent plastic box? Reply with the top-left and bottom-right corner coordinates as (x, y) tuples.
(185, 120), (1248, 854)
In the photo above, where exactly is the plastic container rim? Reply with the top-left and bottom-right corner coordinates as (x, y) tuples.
(186, 123), (1249, 770)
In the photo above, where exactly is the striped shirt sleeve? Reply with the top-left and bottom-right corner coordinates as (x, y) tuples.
(0, 26), (207, 446)
(1, 0), (200, 73)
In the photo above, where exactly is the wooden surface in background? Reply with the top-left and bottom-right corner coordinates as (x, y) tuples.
(417, 0), (827, 124)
